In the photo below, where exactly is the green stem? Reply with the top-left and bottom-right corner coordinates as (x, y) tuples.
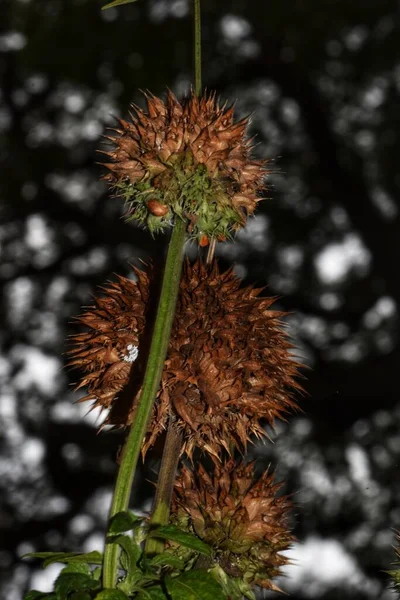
(144, 0), (203, 556)
(142, 0), (203, 559)
(194, 0), (202, 95)
(145, 418), (183, 555)
(102, 218), (186, 588)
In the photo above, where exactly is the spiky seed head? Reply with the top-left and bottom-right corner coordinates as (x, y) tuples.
(68, 260), (302, 459)
(170, 459), (293, 593)
(102, 90), (269, 243)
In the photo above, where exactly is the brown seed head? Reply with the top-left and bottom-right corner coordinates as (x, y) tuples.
(68, 260), (303, 459)
(171, 459), (293, 592)
(102, 90), (270, 242)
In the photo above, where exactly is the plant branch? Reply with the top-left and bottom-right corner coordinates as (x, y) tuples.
(145, 417), (183, 555)
(194, 0), (202, 96)
(102, 218), (186, 588)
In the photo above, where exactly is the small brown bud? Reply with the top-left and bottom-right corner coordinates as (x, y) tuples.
(199, 234), (209, 247)
(147, 199), (169, 216)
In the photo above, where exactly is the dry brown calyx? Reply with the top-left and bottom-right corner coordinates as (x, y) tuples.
(68, 260), (303, 460)
(101, 90), (270, 244)
(170, 459), (294, 594)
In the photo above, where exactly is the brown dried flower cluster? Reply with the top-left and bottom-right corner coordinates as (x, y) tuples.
(171, 459), (293, 593)
(68, 260), (302, 459)
(102, 90), (269, 243)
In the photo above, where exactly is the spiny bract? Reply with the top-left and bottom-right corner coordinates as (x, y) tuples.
(101, 90), (269, 244)
(68, 260), (302, 460)
(170, 459), (293, 595)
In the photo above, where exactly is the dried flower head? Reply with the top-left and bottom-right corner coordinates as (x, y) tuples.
(171, 459), (293, 593)
(101, 90), (269, 243)
(67, 268), (148, 409)
(68, 260), (302, 459)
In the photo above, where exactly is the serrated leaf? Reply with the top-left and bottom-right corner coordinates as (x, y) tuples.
(147, 553), (185, 570)
(101, 0), (138, 11)
(23, 551), (103, 569)
(108, 512), (140, 536)
(149, 526), (212, 557)
(94, 590), (130, 600)
(61, 562), (91, 576)
(165, 571), (226, 600)
(54, 573), (99, 599)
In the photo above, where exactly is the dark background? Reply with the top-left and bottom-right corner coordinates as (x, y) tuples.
(1, 0), (400, 598)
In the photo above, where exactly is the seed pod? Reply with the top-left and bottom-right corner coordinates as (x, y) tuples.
(147, 199), (169, 216)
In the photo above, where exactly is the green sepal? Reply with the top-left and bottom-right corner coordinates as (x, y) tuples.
(149, 526), (212, 558)
(108, 511), (141, 536)
(165, 570), (226, 600)
(102, 0), (138, 10)
(23, 551), (103, 569)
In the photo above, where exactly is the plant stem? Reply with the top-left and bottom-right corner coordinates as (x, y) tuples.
(102, 218), (186, 588)
(145, 418), (183, 555)
(144, 0), (203, 556)
(194, 0), (202, 96)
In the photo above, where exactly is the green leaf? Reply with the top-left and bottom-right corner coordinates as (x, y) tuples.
(54, 573), (99, 600)
(24, 592), (56, 600)
(23, 551), (103, 569)
(136, 586), (168, 600)
(94, 590), (130, 600)
(108, 512), (140, 536)
(101, 0), (138, 11)
(147, 553), (185, 570)
(165, 571), (226, 600)
(115, 534), (142, 571)
(60, 562), (91, 576)
(70, 594), (92, 600)
(149, 526), (212, 557)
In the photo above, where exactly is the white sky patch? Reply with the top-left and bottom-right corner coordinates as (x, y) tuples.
(237, 214), (270, 251)
(30, 563), (63, 593)
(346, 443), (371, 485)
(12, 346), (61, 396)
(83, 532), (105, 554)
(282, 537), (374, 596)
(0, 31), (27, 51)
(220, 14), (251, 41)
(371, 186), (398, 220)
(25, 214), (53, 251)
(314, 234), (371, 285)
(363, 296), (396, 329)
(6, 277), (35, 327)
(302, 458), (333, 496)
(64, 91), (86, 114)
(51, 398), (108, 427)
(21, 438), (45, 468)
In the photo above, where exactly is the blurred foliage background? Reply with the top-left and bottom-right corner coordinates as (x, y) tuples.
(1, 0), (400, 598)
